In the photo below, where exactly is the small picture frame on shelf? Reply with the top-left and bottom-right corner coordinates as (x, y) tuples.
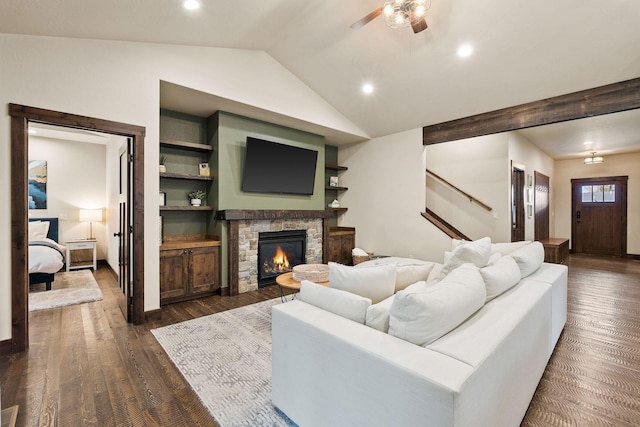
(198, 162), (210, 177)
(329, 176), (339, 187)
(159, 191), (166, 206)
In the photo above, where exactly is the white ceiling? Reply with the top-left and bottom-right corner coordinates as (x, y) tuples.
(3, 0), (640, 158)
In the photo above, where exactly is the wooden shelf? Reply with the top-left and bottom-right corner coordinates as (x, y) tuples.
(326, 207), (348, 213)
(325, 186), (348, 191)
(160, 172), (214, 181)
(160, 139), (213, 152)
(325, 164), (348, 172)
(160, 206), (215, 211)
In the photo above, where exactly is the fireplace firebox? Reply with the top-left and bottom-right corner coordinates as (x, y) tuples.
(258, 230), (307, 287)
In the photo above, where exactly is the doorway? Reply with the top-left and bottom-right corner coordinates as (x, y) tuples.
(511, 166), (525, 242)
(571, 176), (628, 257)
(534, 171), (550, 241)
(9, 104), (146, 353)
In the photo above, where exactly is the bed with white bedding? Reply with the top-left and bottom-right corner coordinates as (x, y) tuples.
(28, 218), (66, 291)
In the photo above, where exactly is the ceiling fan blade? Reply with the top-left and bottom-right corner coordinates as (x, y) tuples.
(411, 17), (428, 33)
(350, 6), (383, 30)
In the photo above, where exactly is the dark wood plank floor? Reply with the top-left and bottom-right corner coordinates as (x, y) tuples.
(1, 255), (639, 426)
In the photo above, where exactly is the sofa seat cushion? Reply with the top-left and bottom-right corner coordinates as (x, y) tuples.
(388, 264), (486, 346)
(479, 255), (522, 302)
(426, 279), (551, 367)
(355, 257), (437, 293)
(329, 262), (396, 304)
(299, 280), (372, 324)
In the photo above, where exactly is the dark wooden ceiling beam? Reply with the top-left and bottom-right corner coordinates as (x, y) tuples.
(423, 77), (640, 145)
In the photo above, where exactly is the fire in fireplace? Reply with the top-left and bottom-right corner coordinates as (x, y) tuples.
(258, 230), (306, 287)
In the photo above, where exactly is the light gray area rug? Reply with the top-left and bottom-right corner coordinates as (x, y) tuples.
(29, 270), (103, 312)
(151, 297), (296, 427)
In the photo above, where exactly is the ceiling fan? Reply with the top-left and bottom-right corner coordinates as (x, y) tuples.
(351, 0), (430, 34)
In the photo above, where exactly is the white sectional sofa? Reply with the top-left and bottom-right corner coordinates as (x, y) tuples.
(272, 239), (568, 427)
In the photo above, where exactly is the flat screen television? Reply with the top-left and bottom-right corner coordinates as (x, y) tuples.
(241, 137), (318, 195)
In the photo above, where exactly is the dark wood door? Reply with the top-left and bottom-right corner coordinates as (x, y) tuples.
(571, 176), (627, 257)
(116, 140), (132, 321)
(534, 171), (550, 241)
(511, 167), (525, 242)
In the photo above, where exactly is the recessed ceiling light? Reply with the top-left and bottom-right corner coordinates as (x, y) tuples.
(362, 83), (374, 94)
(583, 140), (593, 145)
(182, 0), (201, 11)
(457, 44), (473, 58)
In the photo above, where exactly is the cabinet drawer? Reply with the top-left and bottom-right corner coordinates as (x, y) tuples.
(68, 241), (94, 250)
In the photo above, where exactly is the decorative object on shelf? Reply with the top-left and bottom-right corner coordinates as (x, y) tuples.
(584, 152), (604, 165)
(159, 154), (167, 173)
(198, 162), (210, 177)
(329, 199), (340, 208)
(329, 176), (339, 187)
(352, 247), (370, 265)
(159, 191), (166, 206)
(188, 190), (206, 206)
(79, 208), (103, 239)
(292, 263), (329, 283)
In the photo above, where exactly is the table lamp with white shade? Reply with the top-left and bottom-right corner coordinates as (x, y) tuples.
(79, 208), (103, 239)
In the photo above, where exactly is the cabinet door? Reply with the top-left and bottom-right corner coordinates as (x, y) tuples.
(160, 249), (188, 303)
(328, 234), (355, 265)
(189, 246), (219, 294)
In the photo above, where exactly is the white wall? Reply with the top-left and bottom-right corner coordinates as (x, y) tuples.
(339, 128), (452, 263)
(426, 133), (511, 243)
(554, 152), (640, 254)
(0, 33), (366, 341)
(28, 137), (108, 258)
(508, 131), (556, 240)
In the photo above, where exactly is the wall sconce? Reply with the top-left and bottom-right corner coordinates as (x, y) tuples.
(79, 208), (103, 239)
(584, 152), (604, 165)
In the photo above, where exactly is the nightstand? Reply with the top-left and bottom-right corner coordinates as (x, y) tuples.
(66, 239), (97, 272)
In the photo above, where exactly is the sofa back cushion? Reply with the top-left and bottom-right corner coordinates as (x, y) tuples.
(479, 255), (521, 302)
(439, 237), (492, 279)
(388, 264), (486, 346)
(299, 280), (372, 324)
(355, 257), (436, 293)
(329, 262), (396, 304)
(509, 241), (545, 278)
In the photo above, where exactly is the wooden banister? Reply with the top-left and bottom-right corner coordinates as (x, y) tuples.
(426, 169), (493, 212)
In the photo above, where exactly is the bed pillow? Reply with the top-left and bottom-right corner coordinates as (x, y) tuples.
(439, 237), (492, 278)
(299, 280), (372, 324)
(509, 241), (545, 278)
(479, 255), (522, 302)
(388, 263), (486, 346)
(329, 262), (396, 304)
(28, 220), (50, 241)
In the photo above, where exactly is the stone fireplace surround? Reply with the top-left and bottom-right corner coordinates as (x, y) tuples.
(216, 210), (332, 295)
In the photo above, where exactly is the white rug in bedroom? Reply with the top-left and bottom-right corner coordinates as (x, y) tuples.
(29, 270), (103, 312)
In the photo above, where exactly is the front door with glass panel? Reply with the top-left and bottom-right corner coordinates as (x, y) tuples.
(571, 176), (627, 257)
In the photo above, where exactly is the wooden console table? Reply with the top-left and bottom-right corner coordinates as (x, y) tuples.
(540, 238), (570, 264)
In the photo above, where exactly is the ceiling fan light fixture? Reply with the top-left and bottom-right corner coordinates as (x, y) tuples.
(382, 0), (430, 29)
(584, 152), (604, 164)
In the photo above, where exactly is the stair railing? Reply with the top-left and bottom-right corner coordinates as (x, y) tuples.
(426, 169), (493, 212)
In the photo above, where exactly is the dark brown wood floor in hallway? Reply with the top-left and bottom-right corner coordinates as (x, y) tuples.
(1, 255), (639, 426)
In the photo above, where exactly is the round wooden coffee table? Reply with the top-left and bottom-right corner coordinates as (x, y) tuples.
(276, 272), (329, 301)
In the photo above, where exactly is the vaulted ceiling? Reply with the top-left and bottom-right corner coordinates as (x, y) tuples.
(2, 0), (640, 157)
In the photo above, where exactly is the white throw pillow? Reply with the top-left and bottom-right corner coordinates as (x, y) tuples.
(299, 280), (372, 324)
(490, 241), (531, 256)
(365, 294), (396, 332)
(479, 255), (522, 302)
(329, 262), (396, 304)
(439, 237), (492, 278)
(509, 242), (545, 278)
(28, 220), (50, 241)
(394, 264), (435, 292)
(388, 264), (486, 346)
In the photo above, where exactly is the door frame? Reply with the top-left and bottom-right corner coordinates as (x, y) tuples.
(9, 104), (146, 353)
(571, 176), (628, 256)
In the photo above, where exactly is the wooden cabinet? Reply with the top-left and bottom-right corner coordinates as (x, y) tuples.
(540, 238), (570, 264)
(160, 241), (220, 305)
(327, 227), (356, 265)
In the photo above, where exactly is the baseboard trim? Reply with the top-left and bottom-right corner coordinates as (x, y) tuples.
(0, 338), (13, 355)
(220, 286), (230, 296)
(145, 308), (162, 322)
(625, 254), (640, 260)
